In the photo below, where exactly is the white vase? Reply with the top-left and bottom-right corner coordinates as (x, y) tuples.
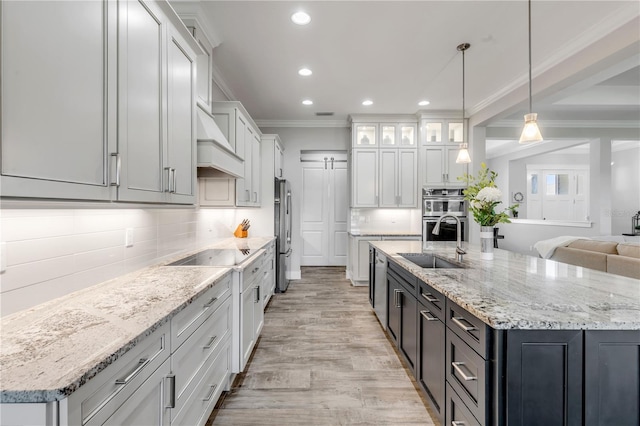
(480, 226), (494, 260)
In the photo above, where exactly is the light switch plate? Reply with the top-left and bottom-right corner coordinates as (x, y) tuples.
(0, 242), (6, 273)
(125, 228), (134, 247)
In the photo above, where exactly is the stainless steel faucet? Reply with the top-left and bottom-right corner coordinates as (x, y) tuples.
(432, 214), (466, 262)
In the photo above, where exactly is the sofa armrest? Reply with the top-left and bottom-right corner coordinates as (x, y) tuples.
(551, 247), (608, 272)
(607, 255), (640, 280)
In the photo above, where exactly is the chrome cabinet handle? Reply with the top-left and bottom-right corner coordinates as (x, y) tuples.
(420, 310), (438, 321)
(245, 189), (250, 201)
(451, 316), (476, 332)
(203, 296), (218, 308)
(171, 168), (177, 193)
(203, 335), (218, 349)
(279, 168), (282, 177)
(202, 384), (217, 402)
(166, 374), (175, 408)
(421, 292), (439, 303)
(254, 191), (257, 202)
(452, 361), (477, 381)
(324, 157), (328, 169)
(330, 157), (334, 169)
(115, 358), (150, 385)
(110, 153), (121, 187)
(254, 286), (260, 303)
(394, 289), (402, 308)
(452, 421), (466, 426)
(164, 167), (172, 192)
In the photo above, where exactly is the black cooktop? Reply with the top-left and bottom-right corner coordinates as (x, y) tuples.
(168, 248), (251, 267)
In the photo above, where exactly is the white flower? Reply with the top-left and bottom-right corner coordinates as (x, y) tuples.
(476, 187), (502, 203)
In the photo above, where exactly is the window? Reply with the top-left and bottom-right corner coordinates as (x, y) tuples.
(527, 165), (589, 221)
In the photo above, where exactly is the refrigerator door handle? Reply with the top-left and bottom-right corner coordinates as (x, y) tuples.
(285, 248), (292, 257)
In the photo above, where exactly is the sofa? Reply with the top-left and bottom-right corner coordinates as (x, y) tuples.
(550, 239), (640, 280)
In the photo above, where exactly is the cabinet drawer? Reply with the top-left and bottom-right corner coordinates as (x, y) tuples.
(241, 253), (266, 293)
(418, 279), (445, 322)
(79, 322), (170, 425)
(446, 300), (491, 358)
(388, 260), (417, 295)
(446, 328), (489, 424)
(172, 296), (231, 410)
(446, 383), (482, 426)
(171, 272), (231, 351)
(172, 338), (231, 426)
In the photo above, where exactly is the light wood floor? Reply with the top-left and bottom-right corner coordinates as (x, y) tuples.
(208, 266), (438, 425)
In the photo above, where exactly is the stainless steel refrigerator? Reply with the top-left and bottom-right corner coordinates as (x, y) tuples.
(274, 178), (292, 292)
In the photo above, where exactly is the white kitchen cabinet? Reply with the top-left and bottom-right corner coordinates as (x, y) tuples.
(210, 101), (262, 207)
(348, 235), (381, 285)
(198, 177), (236, 206)
(262, 241), (276, 308)
(421, 145), (467, 187)
(118, 0), (198, 204)
(350, 118), (418, 208)
(379, 149), (418, 208)
(1, 0), (199, 204)
(0, 0), (117, 200)
(181, 18), (214, 112)
(274, 139), (284, 178)
(423, 120), (464, 144)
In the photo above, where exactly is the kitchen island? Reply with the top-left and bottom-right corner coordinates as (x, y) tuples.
(370, 240), (640, 426)
(0, 237), (274, 426)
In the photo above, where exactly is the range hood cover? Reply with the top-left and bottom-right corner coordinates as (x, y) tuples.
(196, 105), (244, 178)
(197, 105), (233, 151)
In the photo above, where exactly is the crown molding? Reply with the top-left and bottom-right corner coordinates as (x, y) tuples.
(488, 119), (640, 129)
(255, 119), (349, 128)
(469, 4), (640, 117)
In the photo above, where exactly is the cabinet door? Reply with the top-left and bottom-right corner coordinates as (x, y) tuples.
(353, 124), (377, 147)
(275, 142), (284, 178)
(584, 330), (640, 426)
(379, 149), (398, 207)
(251, 134), (261, 205)
(236, 124), (254, 206)
(398, 149), (418, 207)
(418, 307), (445, 424)
(102, 358), (171, 426)
(240, 286), (256, 369)
(117, 0), (165, 203)
(253, 285), (264, 340)
(423, 146), (445, 187)
(199, 178), (235, 206)
(1, 1), (116, 200)
(400, 287), (418, 373)
(351, 149), (378, 207)
(166, 28), (197, 204)
(506, 330), (583, 426)
(356, 238), (379, 281)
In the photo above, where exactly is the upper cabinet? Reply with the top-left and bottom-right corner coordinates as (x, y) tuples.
(0, 0), (201, 204)
(419, 115), (468, 188)
(180, 18), (214, 112)
(350, 117), (418, 208)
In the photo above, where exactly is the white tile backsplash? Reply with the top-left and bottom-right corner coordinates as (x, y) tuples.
(0, 206), (240, 317)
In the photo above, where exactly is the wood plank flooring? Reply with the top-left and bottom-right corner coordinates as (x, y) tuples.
(207, 266), (438, 426)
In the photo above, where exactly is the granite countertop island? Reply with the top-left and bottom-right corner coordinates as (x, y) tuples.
(0, 237), (274, 403)
(371, 240), (640, 330)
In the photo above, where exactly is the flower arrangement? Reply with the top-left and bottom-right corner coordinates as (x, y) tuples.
(459, 163), (518, 227)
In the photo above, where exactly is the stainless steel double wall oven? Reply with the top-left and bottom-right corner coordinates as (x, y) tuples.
(422, 188), (468, 243)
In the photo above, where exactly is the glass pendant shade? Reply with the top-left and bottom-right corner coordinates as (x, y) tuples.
(519, 113), (543, 144)
(456, 143), (471, 164)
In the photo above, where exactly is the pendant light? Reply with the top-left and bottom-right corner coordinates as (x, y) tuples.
(519, 0), (543, 144)
(455, 43), (471, 164)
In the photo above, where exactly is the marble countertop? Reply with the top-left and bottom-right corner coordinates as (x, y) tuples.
(370, 241), (640, 330)
(0, 237), (274, 403)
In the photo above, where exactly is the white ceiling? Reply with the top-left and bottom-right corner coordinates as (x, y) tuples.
(170, 1), (640, 127)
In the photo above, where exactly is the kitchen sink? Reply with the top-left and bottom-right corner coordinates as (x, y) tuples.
(398, 253), (463, 269)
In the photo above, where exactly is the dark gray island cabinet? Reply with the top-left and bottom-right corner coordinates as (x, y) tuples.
(383, 258), (640, 426)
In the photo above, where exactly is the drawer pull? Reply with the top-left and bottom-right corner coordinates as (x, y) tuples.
(452, 361), (477, 381)
(203, 335), (218, 350)
(204, 296), (218, 308)
(202, 384), (217, 402)
(115, 358), (150, 385)
(451, 316), (477, 332)
(393, 289), (402, 308)
(420, 310), (438, 321)
(421, 292), (439, 303)
(252, 267), (259, 274)
(452, 422), (466, 426)
(166, 374), (175, 408)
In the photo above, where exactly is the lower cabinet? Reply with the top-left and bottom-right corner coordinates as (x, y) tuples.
(383, 260), (640, 426)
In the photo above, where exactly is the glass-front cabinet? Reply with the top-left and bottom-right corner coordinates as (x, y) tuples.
(423, 120), (463, 144)
(354, 124), (377, 146)
(380, 124), (417, 147)
(419, 115), (468, 188)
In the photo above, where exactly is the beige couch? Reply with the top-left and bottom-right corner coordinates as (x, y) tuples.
(551, 240), (640, 280)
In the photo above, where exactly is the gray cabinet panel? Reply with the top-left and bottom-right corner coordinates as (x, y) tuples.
(1, 1), (116, 200)
(418, 301), (445, 423)
(585, 330), (640, 426)
(506, 330), (583, 426)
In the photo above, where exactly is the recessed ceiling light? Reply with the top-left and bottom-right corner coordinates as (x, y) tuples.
(418, 100), (430, 106)
(298, 68), (312, 77)
(362, 100), (373, 106)
(291, 11), (311, 25)
(302, 99), (313, 106)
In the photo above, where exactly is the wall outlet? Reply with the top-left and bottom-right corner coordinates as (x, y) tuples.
(0, 242), (6, 273)
(125, 228), (134, 247)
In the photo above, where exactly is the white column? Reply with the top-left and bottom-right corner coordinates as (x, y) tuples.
(467, 126), (487, 245)
(590, 138), (612, 236)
